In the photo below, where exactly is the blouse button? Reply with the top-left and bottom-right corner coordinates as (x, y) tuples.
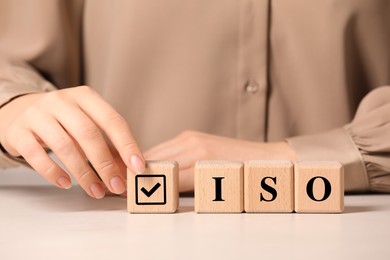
(245, 82), (259, 94)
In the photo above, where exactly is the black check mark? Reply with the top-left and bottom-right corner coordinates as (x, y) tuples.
(140, 182), (161, 197)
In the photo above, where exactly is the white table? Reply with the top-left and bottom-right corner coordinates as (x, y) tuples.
(1, 166), (390, 260)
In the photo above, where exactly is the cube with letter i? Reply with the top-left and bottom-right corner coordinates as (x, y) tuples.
(195, 160), (244, 213)
(294, 161), (344, 213)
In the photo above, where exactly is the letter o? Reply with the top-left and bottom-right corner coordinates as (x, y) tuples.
(306, 176), (332, 202)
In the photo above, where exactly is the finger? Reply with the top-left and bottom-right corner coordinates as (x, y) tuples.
(145, 142), (195, 170)
(73, 86), (145, 173)
(144, 137), (184, 158)
(25, 110), (106, 199)
(144, 131), (209, 160)
(107, 141), (127, 180)
(144, 145), (184, 161)
(178, 168), (194, 193)
(7, 127), (72, 190)
(144, 133), (193, 161)
(47, 99), (125, 194)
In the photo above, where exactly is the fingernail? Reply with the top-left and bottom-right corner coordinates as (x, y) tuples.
(57, 177), (72, 189)
(130, 154), (145, 174)
(110, 176), (125, 194)
(90, 183), (105, 199)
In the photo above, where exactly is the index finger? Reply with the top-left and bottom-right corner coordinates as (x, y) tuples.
(73, 86), (145, 174)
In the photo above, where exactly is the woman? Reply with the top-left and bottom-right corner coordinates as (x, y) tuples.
(1, 0), (389, 199)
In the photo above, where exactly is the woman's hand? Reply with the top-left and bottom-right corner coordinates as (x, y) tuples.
(144, 130), (297, 192)
(0, 86), (145, 199)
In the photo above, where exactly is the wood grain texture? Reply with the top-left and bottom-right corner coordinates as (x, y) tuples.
(294, 161), (344, 213)
(244, 160), (294, 213)
(127, 160), (179, 213)
(195, 160), (244, 213)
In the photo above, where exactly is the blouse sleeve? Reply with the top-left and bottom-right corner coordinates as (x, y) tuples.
(0, 59), (56, 109)
(0, 59), (57, 169)
(287, 86), (390, 193)
(0, 0), (84, 169)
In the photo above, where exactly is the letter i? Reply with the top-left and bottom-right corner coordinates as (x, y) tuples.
(212, 177), (225, 201)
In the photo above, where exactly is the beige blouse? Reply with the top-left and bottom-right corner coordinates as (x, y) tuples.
(1, 0), (390, 193)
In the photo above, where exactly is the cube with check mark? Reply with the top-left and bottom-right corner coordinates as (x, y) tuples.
(127, 161), (179, 213)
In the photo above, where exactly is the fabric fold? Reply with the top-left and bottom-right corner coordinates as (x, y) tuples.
(344, 86), (390, 193)
(287, 127), (369, 193)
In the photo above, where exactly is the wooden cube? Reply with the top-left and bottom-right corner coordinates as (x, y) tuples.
(194, 160), (244, 213)
(127, 160), (179, 213)
(294, 161), (344, 213)
(244, 160), (294, 213)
